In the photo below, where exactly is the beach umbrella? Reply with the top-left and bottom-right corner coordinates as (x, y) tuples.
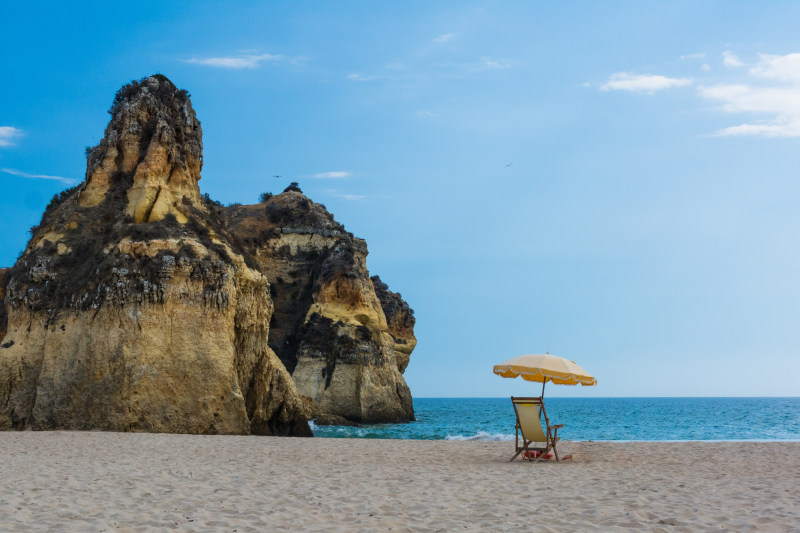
(493, 353), (597, 396)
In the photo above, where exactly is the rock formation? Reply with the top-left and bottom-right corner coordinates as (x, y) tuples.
(224, 194), (416, 424)
(0, 76), (310, 435)
(0, 75), (418, 433)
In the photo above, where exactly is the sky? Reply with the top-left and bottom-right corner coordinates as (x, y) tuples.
(2, 1), (800, 397)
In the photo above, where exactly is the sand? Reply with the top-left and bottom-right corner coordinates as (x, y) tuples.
(0, 433), (797, 532)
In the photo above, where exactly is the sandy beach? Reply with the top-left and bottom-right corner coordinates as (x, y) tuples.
(0, 433), (797, 532)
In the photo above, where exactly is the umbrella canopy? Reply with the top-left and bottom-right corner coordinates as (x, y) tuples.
(493, 353), (597, 386)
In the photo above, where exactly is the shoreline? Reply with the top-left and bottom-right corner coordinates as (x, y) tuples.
(5, 429), (800, 443)
(1, 432), (797, 531)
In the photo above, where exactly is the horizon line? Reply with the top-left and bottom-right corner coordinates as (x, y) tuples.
(413, 396), (800, 399)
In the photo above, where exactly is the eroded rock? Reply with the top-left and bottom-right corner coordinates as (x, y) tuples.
(225, 192), (417, 424)
(0, 75), (417, 433)
(0, 76), (310, 436)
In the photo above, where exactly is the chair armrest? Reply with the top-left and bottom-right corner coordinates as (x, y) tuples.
(549, 424), (564, 429)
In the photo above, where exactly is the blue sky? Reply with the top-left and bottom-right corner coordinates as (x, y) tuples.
(2, 1), (800, 397)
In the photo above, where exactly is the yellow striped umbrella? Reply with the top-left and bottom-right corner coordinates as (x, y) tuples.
(493, 353), (597, 396)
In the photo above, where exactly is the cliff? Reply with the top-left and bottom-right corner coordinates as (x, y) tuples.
(0, 76), (310, 435)
(224, 194), (416, 424)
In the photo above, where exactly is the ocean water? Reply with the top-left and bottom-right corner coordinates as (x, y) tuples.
(310, 397), (800, 441)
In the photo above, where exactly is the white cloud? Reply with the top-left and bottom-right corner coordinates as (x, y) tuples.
(696, 52), (800, 137)
(599, 52), (800, 138)
(600, 72), (692, 94)
(1, 167), (77, 185)
(312, 171), (350, 179)
(711, 122), (800, 137)
(185, 53), (286, 69)
(0, 126), (23, 147)
(699, 83), (800, 137)
(749, 53), (800, 82)
(701, 64), (711, 71)
(434, 33), (456, 43)
(680, 52), (707, 60)
(722, 50), (744, 68)
(347, 73), (377, 82)
(480, 58), (512, 69)
(446, 58), (513, 73)
(328, 190), (366, 201)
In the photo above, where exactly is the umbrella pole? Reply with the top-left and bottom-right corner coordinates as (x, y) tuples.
(541, 380), (546, 398)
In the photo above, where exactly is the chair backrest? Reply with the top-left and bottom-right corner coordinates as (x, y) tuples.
(512, 398), (547, 443)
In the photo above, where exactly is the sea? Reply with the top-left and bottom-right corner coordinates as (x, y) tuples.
(309, 397), (800, 441)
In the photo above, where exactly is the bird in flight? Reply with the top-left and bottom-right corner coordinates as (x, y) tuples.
(504, 163), (513, 168)
(273, 175), (282, 179)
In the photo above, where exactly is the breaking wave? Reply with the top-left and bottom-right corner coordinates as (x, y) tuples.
(445, 431), (514, 441)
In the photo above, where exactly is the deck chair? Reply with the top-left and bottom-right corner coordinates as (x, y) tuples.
(510, 396), (563, 462)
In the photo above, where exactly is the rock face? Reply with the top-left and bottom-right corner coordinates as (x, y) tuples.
(225, 194), (416, 423)
(0, 76), (310, 435)
(371, 275), (417, 373)
(0, 269), (7, 343)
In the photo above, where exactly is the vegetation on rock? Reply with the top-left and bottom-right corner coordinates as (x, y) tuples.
(283, 182), (302, 193)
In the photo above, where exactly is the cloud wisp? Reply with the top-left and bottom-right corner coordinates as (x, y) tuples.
(699, 52), (800, 137)
(346, 73), (379, 82)
(185, 52), (288, 69)
(1, 167), (78, 185)
(327, 189), (366, 201)
(433, 33), (456, 43)
(722, 50), (745, 68)
(349, 57), (512, 82)
(326, 189), (392, 201)
(600, 73), (692, 94)
(477, 57), (512, 70)
(0, 126), (23, 147)
(680, 52), (707, 60)
(312, 171), (350, 179)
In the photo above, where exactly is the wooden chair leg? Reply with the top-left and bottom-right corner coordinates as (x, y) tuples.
(551, 429), (560, 461)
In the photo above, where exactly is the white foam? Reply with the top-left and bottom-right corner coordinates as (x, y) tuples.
(445, 431), (514, 442)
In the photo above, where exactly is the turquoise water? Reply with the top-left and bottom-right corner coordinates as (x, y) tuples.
(310, 397), (800, 441)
